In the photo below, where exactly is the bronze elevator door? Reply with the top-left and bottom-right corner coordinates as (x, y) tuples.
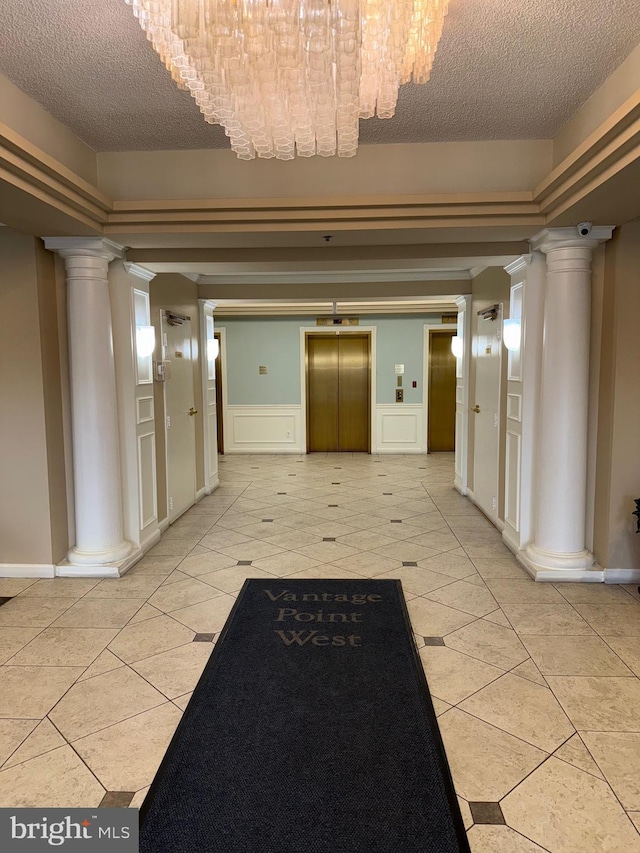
(428, 331), (456, 452)
(307, 335), (370, 452)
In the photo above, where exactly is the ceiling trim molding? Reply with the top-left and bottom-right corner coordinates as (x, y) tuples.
(0, 89), (638, 238)
(210, 299), (460, 316)
(0, 123), (110, 230)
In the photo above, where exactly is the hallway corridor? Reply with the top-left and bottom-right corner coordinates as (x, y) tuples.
(1, 453), (640, 851)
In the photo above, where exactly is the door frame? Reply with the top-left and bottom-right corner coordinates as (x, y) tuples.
(425, 326), (457, 453)
(300, 326), (377, 454)
(423, 324), (457, 455)
(214, 326), (228, 456)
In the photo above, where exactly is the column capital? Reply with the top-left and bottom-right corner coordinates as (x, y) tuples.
(198, 299), (217, 312)
(529, 226), (614, 254)
(44, 237), (125, 262)
(123, 262), (156, 282)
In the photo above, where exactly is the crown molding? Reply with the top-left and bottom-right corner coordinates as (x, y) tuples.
(504, 255), (531, 275)
(123, 262), (156, 281)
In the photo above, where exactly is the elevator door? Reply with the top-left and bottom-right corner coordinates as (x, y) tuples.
(307, 335), (370, 452)
(428, 331), (456, 451)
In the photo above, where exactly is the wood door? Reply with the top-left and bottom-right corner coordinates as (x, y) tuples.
(306, 334), (370, 452)
(162, 312), (196, 522)
(428, 331), (456, 451)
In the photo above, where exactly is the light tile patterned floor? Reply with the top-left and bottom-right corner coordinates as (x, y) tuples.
(1, 452), (640, 852)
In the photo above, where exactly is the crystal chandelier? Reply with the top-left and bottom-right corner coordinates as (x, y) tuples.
(125, 0), (450, 160)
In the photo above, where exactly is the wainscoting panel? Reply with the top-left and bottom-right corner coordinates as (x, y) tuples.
(376, 405), (425, 453)
(505, 430), (521, 532)
(226, 406), (303, 453)
(137, 432), (158, 530)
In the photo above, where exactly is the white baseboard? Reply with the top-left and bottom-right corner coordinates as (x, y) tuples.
(206, 476), (220, 495)
(604, 568), (640, 584)
(196, 486), (207, 502)
(140, 528), (161, 554)
(158, 517), (171, 533)
(0, 563), (55, 578)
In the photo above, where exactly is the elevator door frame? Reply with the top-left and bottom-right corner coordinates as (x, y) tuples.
(301, 327), (377, 454)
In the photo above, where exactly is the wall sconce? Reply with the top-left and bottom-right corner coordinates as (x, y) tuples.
(207, 337), (220, 361)
(503, 318), (521, 352)
(136, 325), (156, 358)
(451, 335), (463, 359)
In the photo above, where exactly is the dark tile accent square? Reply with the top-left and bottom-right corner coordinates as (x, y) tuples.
(261, 519), (274, 523)
(419, 467), (426, 470)
(277, 492), (287, 495)
(193, 633), (216, 643)
(288, 473), (296, 476)
(332, 482), (340, 485)
(378, 474), (386, 476)
(237, 560), (252, 566)
(423, 637), (445, 646)
(334, 467), (342, 469)
(383, 492), (393, 495)
(469, 802), (506, 825)
(99, 792), (135, 808)
(391, 519), (403, 524)
(323, 537), (336, 542)
(251, 467), (259, 469)
(328, 504), (339, 508)
(402, 561), (418, 567)
(0, 597), (13, 608)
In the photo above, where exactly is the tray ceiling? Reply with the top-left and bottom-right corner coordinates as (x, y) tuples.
(0, 0), (639, 152)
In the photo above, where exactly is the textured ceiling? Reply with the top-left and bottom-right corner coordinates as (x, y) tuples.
(0, 0), (639, 152)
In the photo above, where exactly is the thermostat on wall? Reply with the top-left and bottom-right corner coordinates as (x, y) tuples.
(395, 364), (405, 375)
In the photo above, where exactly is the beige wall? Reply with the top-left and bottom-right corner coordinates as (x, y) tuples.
(0, 73), (97, 185)
(0, 230), (68, 566)
(150, 274), (204, 523)
(593, 221), (640, 570)
(553, 42), (640, 167)
(97, 140), (552, 200)
(467, 267), (511, 517)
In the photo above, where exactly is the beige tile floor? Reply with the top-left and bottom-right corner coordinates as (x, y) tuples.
(1, 452), (640, 851)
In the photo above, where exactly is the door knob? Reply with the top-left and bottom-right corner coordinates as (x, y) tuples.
(471, 405), (480, 413)
(189, 407), (198, 416)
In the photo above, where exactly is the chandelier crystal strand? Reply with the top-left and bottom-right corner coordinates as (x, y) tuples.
(124, 0), (450, 159)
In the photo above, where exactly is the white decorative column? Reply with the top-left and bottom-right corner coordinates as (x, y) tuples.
(523, 227), (613, 581)
(45, 238), (133, 575)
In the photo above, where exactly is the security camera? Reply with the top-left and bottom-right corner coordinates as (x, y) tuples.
(577, 222), (592, 237)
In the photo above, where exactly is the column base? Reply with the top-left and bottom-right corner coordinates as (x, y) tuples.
(58, 542), (141, 578)
(520, 543), (603, 582)
(67, 539), (133, 567)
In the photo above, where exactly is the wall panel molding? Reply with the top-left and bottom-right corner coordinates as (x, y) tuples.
(376, 404), (425, 454)
(225, 405), (303, 454)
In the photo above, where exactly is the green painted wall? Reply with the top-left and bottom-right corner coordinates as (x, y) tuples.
(219, 315), (447, 406)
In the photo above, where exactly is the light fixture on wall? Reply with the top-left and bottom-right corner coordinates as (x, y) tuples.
(451, 335), (463, 359)
(125, 0), (450, 160)
(136, 325), (156, 358)
(503, 318), (521, 352)
(207, 338), (220, 361)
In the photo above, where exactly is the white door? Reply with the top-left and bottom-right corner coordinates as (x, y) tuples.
(162, 312), (196, 522)
(472, 305), (502, 524)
